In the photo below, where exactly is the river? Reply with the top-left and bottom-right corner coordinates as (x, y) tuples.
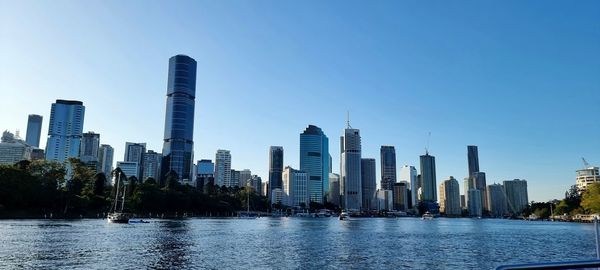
(0, 218), (597, 269)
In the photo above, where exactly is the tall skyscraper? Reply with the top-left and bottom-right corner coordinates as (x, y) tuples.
(25, 114), (42, 148)
(380, 146), (397, 190)
(340, 124), (362, 211)
(400, 165), (418, 208)
(80, 132), (100, 163)
(116, 161), (139, 180)
(142, 150), (162, 181)
(197, 159), (215, 177)
(282, 166), (309, 208)
(161, 54), (197, 182)
(45, 100), (85, 163)
(440, 176), (461, 216)
(360, 158), (376, 210)
(467, 145), (479, 177)
(419, 152), (437, 202)
(300, 125), (329, 204)
(269, 146), (284, 199)
(487, 183), (507, 217)
(99, 144), (114, 177)
(215, 150), (232, 187)
(503, 179), (529, 215)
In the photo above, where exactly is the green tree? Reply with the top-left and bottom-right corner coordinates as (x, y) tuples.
(581, 183), (600, 214)
(93, 173), (107, 196)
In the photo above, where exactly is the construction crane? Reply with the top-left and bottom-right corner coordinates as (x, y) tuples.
(582, 157), (591, 169)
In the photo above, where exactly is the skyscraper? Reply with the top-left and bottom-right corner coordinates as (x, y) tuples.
(231, 170), (240, 188)
(161, 54), (197, 182)
(361, 158), (376, 210)
(45, 100), (85, 163)
(380, 146), (397, 190)
(268, 146), (284, 199)
(239, 169), (252, 187)
(125, 142), (146, 180)
(282, 166), (309, 208)
(468, 189), (483, 217)
(393, 182), (409, 211)
(440, 176), (461, 216)
(215, 150), (232, 187)
(99, 144), (114, 177)
(25, 114), (42, 148)
(503, 179), (529, 215)
(487, 183), (507, 217)
(400, 165), (418, 208)
(467, 145), (479, 177)
(341, 125), (362, 211)
(328, 173), (340, 206)
(80, 132), (100, 164)
(142, 150), (162, 181)
(300, 125), (329, 203)
(472, 171), (488, 210)
(419, 153), (437, 202)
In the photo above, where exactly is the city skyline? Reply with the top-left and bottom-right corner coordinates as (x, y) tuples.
(2, 1), (599, 202)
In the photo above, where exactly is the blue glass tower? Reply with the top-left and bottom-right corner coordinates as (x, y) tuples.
(300, 125), (329, 204)
(161, 55), (197, 182)
(45, 100), (85, 163)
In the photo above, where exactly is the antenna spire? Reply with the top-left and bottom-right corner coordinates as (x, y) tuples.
(346, 111), (352, 129)
(425, 131), (431, 155)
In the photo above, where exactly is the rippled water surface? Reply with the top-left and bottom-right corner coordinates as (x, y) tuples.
(0, 218), (597, 269)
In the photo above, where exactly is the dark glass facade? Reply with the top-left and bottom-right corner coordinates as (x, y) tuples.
(161, 55), (197, 182)
(467, 145), (479, 177)
(268, 146), (284, 195)
(380, 146), (397, 190)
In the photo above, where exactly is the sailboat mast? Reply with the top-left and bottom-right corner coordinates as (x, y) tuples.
(121, 184), (126, 212)
(113, 172), (121, 212)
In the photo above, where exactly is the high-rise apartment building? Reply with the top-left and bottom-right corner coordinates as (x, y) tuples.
(99, 144), (114, 177)
(45, 100), (85, 163)
(215, 150), (232, 187)
(467, 145), (479, 177)
(328, 173), (340, 206)
(161, 55), (197, 182)
(25, 114), (43, 148)
(576, 166), (600, 191)
(380, 146), (397, 190)
(282, 166), (309, 208)
(142, 150), (162, 181)
(503, 179), (529, 215)
(361, 158), (376, 210)
(0, 131), (32, 165)
(440, 176), (461, 216)
(80, 132), (100, 163)
(419, 153), (437, 202)
(340, 125), (362, 211)
(487, 183), (507, 217)
(400, 165), (418, 208)
(268, 146), (284, 200)
(231, 170), (240, 188)
(300, 125), (329, 203)
(239, 169), (252, 187)
(468, 189), (483, 217)
(116, 161), (139, 180)
(393, 182), (409, 211)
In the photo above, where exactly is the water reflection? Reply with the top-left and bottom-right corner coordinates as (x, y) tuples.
(148, 220), (192, 269)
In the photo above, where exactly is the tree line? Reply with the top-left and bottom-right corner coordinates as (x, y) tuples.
(523, 184), (600, 219)
(0, 159), (271, 218)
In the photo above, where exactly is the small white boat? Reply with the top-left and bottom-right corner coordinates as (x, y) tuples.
(422, 211), (435, 220)
(339, 211), (349, 220)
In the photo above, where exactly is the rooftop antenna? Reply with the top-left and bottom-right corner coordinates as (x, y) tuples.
(425, 132), (431, 155)
(346, 111), (352, 129)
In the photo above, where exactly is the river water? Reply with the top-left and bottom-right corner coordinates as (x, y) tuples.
(0, 217), (597, 269)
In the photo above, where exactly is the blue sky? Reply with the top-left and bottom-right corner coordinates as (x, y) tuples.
(1, 0), (599, 201)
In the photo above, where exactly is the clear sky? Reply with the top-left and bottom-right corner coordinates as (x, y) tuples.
(1, 0), (599, 202)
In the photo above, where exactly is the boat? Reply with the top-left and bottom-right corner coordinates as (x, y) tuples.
(239, 180), (257, 219)
(339, 210), (349, 220)
(108, 171), (132, 224)
(422, 211), (435, 220)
